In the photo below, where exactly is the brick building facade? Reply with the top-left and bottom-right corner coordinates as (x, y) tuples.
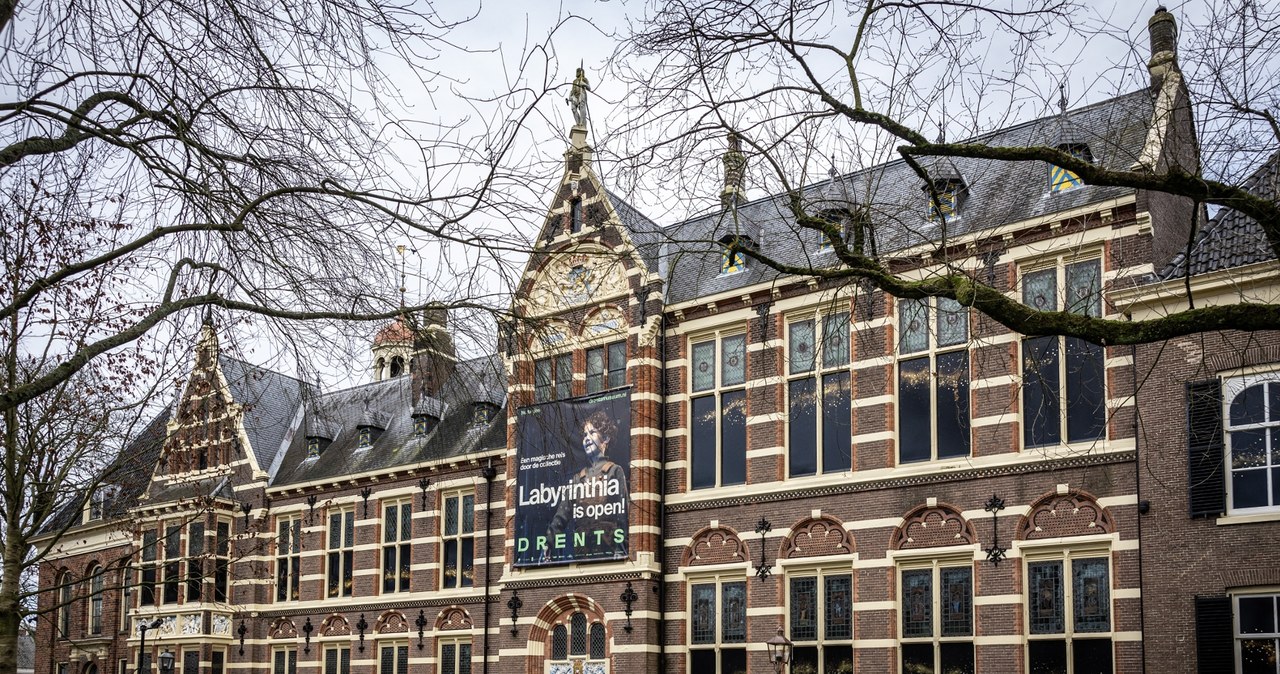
(34, 8), (1280, 674)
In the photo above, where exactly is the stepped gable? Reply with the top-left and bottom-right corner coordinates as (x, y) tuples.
(219, 355), (311, 472)
(1159, 150), (1279, 279)
(663, 89), (1155, 304)
(271, 353), (506, 485)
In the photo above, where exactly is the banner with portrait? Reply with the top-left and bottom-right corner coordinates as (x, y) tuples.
(513, 389), (631, 567)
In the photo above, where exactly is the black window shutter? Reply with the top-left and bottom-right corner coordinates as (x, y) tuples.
(1194, 595), (1234, 673)
(1186, 379), (1225, 517)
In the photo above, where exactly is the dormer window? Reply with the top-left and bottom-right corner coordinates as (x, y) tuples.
(925, 179), (966, 221)
(306, 437), (322, 459)
(86, 486), (117, 522)
(1050, 143), (1092, 193)
(413, 414), (439, 437)
(473, 403), (497, 426)
(718, 234), (753, 276)
(357, 427), (374, 448)
(814, 208), (853, 253)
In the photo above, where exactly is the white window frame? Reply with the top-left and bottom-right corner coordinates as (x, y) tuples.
(1223, 372), (1280, 515)
(87, 564), (104, 635)
(327, 508), (355, 598)
(1022, 545), (1115, 674)
(895, 296), (972, 464)
(381, 499), (413, 594)
(784, 566), (854, 673)
(687, 573), (749, 674)
(377, 641), (408, 674)
(896, 555), (975, 674)
(1233, 589), (1280, 674)
(688, 329), (749, 490)
(440, 490), (475, 590)
(1018, 253), (1108, 449)
(785, 310), (852, 478)
(322, 645), (351, 674)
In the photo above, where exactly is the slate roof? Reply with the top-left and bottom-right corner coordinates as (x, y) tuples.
(607, 190), (666, 275)
(40, 406), (170, 535)
(220, 356), (311, 472)
(655, 89), (1156, 303)
(1159, 151), (1279, 279)
(270, 353), (507, 486)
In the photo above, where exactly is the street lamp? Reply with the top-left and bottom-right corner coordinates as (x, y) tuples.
(137, 618), (163, 674)
(157, 651), (175, 674)
(765, 627), (793, 674)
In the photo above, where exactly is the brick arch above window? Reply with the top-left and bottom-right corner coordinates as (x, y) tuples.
(890, 503), (978, 550)
(434, 607), (472, 631)
(779, 515), (854, 559)
(374, 610), (408, 634)
(269, 618), (297, 639)
(681, 525), (747, 567)
(319, 615), (350, 636)
(1016, 490), (1116, 540)
(525, 594), (608, 674)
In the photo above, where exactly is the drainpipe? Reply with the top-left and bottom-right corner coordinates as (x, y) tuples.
(1131, 340), (1147, 673)
(656, 311), (668, 674)
(480, 457), (498, 674)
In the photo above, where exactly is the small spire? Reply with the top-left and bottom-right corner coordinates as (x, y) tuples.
(396, 244), (407, 311)
(720, 132), (747, 210)
(1059, 81), (1068, 117)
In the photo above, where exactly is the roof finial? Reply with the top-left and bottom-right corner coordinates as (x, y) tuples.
(1059, 81), (1068, 117)
(395, 244), (407, 311)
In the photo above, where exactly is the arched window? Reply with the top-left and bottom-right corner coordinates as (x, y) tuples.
(1226, 377), (1280, 512)
(390, 356), (404, 378)
(546, 611), (607, 673)
(374, 357), (386, 381)
(57, 571), (72, 637)
(88, 564), (104, 635)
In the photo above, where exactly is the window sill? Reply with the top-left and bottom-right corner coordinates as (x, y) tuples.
(1216, 511), (1280, 527)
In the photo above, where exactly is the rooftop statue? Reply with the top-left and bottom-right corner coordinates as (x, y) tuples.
(567, 67), (590, 128)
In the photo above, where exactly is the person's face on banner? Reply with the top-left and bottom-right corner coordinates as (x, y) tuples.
(583, 420), (608, 461)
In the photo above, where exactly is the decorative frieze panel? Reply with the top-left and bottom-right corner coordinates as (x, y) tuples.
(681, 526), (747, 567)
(1017, 492), (1116, 540)
(891, 505), (978, 550)
(779, 515), (854, 559)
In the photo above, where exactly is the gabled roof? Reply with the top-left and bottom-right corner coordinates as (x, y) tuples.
(1159, 151), (1278, 279)
(220, 356), (311, 472)
(607, 189), (666, 275)
(658, 89), (1156, 304)
(270, 354), (507, 486)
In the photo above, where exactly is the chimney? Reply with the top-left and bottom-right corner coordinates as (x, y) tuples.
(410, 305), (456, 404)
(720, 133), (747, 210)
(1147, 6), (1179, 88)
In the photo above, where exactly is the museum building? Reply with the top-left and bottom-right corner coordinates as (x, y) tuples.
(34, 8), (1280, 674)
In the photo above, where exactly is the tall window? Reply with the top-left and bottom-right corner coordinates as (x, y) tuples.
(439, 638), (473, 674)
(88, 565), (104, 635)
(441, 491), (475, 589)
(382, 500), (412, 593)
(378, 643), (408, 674)
(1022, 259), (1106, 447)
(1026, 552), (1112, 673)
(689, 577), (747, 674)
(788, 572), (853, 673)
(586, 341), (626, 394)
(1236, 593), (1280, 673)
(548, 613), (605, 673)
(898, 297), (970, 463)
(535, 355), (572, 403)
(900, 561), (974, 674)
(140, 528), (158, 606)
(788, 312), (852, 477)
(163, 523), (181, 604)
(273, 648), (298, 674)
(214, 521), (230, 602)
(182, 649), (199, 674)
(211, 651), (225, 674)
(186, 522), (204, 602)
(57, 571), (72, 637)
(276, 516), (301, 602)
(1224, 375), (1280, 513)
(323, 646), (351, 674)
(690, 332), (747, 490)
(327, 509), (354, 598)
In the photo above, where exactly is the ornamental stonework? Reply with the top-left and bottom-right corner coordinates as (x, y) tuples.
(1017, 492), (1115, 540)
(891, 505), (977, 550)
(681, 526), (747, 567)
(780, 516), (854, 559)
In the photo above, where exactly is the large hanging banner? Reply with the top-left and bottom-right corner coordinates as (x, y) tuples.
(513, 389), (630, 567)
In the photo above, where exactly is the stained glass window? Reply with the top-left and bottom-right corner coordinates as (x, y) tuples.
(937, 297), (968, 347)
(940, 567), (973, 636)
(691, 584), (717, 644)
(1065, 260), (1102, 317)
(721, 335), (746, 386)
(1050, 145), (1090, 193)
(722, 581), (747, 642)
(1023, 268), (1057, 311)
(551, 625), (567, 660)
(825, 575), (852, 639)
(789, 319), (816, 374)
(821, 312), (850, 368)
(791, 577), (818, 641)
(1029, 561), (1065, 634)
(902, 569), (933, 637)
(721, 248), (747, 275)
(899, 298), (929, 353)
(692, 342), (716, 392)
(1072, 558), (1111, 632)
